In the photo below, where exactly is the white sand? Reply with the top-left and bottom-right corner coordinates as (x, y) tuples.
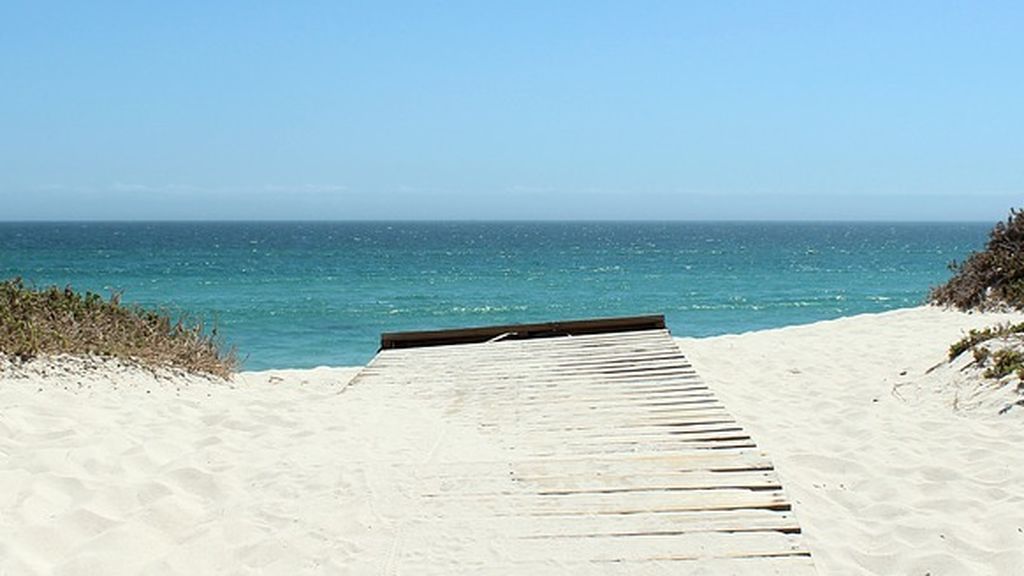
(2, 306), (1023, 574)
(677, 306), (1024, 575)
(0, 363), (362, 575)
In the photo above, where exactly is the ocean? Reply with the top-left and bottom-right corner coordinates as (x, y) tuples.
(0, 221), (988, 370)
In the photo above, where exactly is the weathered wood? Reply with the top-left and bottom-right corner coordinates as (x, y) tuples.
(422, 556), (816, 576)
(416, 508), (802, 538)
(352, 324), (815, 573)
(395, 530), (808, 562)
(380, 314), (666, 349)
(420, 469), (783, 495)
(390, 449), (776, 473)
(421, 556), (816, 576)
(380, 324), (671, 351)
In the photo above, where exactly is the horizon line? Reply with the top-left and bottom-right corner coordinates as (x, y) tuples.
(0, 218), (1002, 225)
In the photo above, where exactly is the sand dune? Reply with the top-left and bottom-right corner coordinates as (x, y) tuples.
(678, 306), (1024, 575)
(2, 306), (1024, 574)
(1, 364), (362, 575)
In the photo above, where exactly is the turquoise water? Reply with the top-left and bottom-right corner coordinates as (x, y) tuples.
(0, 222), (988, 369)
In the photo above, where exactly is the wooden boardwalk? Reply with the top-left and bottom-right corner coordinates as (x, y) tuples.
(349, 326), (815, 574)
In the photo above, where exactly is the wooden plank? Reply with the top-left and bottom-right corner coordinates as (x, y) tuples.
(423, 555), (816, 576)
(395, 530), (807, 562)
(370, 345), (692, 364)
(408, 508), (799, 535)
(475, 392), (720, 407)
(420, 469), (781, 495)
(518, 421), (745, 436)
(369, 346), (686, 366)
(514, 442), (760, 458)
(359, 363), (701, 381)
(417, 487), (790, 509)
(365, 449), (775, 475)
(380, 326), (673, 352)
(357, 374), (708, 391)
(380, 314), (666, 349)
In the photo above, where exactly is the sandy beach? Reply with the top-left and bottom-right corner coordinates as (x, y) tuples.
(3, 306), (1024, 574)
(679, 306), (1024, 575)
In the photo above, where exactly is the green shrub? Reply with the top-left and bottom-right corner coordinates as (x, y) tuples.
(948, 322), (1024, 360)
(983, 348), (1024, 379)
(0, 278), (236, 377)
(930, 208), (1024, 310)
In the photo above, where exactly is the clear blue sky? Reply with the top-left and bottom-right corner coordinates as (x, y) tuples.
(1, 1), (1021, 220)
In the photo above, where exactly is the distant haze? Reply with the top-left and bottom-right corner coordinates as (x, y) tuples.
(1, 3), (1021, 221)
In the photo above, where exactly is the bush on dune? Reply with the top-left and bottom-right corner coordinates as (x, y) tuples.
(0, 278), (236, 378)
(947, 322), (1024, 360)
(936, 210), (1024, 402)
(930, 208), (1024, 310)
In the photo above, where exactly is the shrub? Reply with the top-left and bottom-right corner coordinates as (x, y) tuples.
(972, 346), (991, 364)
(930, 208), (1024, 310)
(0, 278), (236, 377)
(948, 322), (1024, 360)
(983, 349), (1024, 380)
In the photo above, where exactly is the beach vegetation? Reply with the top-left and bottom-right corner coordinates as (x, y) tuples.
(0, 277), (237, 377)
(947, 322), (1024, 360)
(930, 208), (1024, 310)
(972, 346), (990, 364)
(983, 349), (1024, 380)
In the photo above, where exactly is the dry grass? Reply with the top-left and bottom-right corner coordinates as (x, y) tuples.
(0, 278), (237, 378)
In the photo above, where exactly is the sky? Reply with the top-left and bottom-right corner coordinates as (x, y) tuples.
(1, 1), (1021, 221)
